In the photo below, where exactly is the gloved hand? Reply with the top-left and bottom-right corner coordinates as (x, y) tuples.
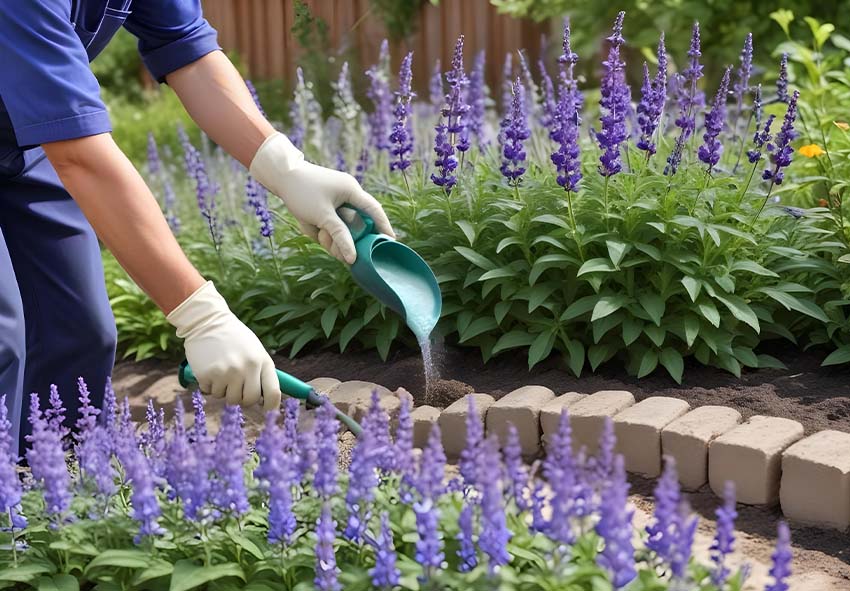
(167, 281), (281, 410)
(249, 132), (395, 264)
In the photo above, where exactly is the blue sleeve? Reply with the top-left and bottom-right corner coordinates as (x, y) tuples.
(0, 0), (111, 146)
(124, 0), (221, 83)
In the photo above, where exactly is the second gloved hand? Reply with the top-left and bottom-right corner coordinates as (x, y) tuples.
(167, 281), (281, 410)
(249, 132), (394, 264)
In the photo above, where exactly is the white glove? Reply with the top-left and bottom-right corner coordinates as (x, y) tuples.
(249, 132), (395, 264)
(167, 281), (281, 410)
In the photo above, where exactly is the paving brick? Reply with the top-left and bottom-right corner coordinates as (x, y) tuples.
(613, 397), (690, 477)
(326, 380), (394, 422)
(780, 430), (850, 530)
(662, 406), (742, 490)
(438, 393), (495, 458)
(486, 385), (556, 458)
(411, 405), (440, 449)
(307, 377), (341, 393)
(540, 392), (587, 444)
(708, 416), (804, 505)
(568, 390), (635, 455)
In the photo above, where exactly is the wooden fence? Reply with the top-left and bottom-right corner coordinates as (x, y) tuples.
(200, 0), (547, 91)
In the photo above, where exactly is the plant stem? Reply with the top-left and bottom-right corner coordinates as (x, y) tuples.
(603, 176), (610, 232)
(267, 236), (287, 295)
(565, 190), (583, 261)
(736, 163), (758, 207)
(749, 181), (777, 229)
(690, 170), (711, 215)
(733, 110), (755, 173)
(7, 509), (16, 567)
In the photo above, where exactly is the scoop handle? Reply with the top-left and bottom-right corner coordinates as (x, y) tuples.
(178, 360), (313, 401)
(339, 206), (376, 242)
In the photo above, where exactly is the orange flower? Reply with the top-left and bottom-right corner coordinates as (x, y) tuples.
(835, 121), (850, 131)
(819, 198), (829, 207)
(799, 144), (826, 158)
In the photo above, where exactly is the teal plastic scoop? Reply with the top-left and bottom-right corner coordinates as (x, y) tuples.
(343, 207), (442, 343)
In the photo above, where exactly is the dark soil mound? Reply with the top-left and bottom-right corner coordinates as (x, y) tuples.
(425, 379), (474, 408)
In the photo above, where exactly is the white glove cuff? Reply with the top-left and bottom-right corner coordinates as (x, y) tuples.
(249, 132), (305, 191)
(166, 281), (230, 339)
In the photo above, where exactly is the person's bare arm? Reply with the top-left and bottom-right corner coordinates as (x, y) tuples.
(42, 133), (204, 314)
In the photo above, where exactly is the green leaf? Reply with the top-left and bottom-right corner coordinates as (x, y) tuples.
(85, 549), (151, 572)
(492, 330), (536, 355)
(822, 345), (850, 366)
(804, 16), (834, 49)
(290, 326), (319, 357)
(605, 240), (630, 267)
(638, 292), (665, 326)
(770, 8), (794, 37)
(339, 318), (364, 352)
(225, 524), (265, 560)
(757, 354), (787, 369)
(730, 260), (779, 277)
(565, 339), (585, 377)
(459, 317), (499, 343)
(761, 289), (829, 322)
(532, 214), (571, 229)
(561, 295), (598, 321)
(169, 561), (245, 591)
(638, 349), (659, 378)
(320, 306), (338, 338)
(455, 220), (477, 245)
(715, 294), (760, 333)
(697, 300), (721, 328)
(683, 315), (700, 347)
(131, 560), (175, 586)
(528, 284), (558, 313)
(0, 563), (54, 583)
(577, 258), (616, 276)
(586, 344), (609, 371)
(716, 354), (742, 378)
(660, 349), (684, 383)
(592, 295), (630, 321)
(454, 246), (496, 270)
(644, 325), (666, 347)
(528, 331), (556, 369)
(529, 254), (578, 285)
(733, 347), (759, 368)
(36, 576), (78, 591)
(622, 317), (642, 346)
(681, 277), (702, 302)
(496, 235), (523, 253)
(494, 300), (512, 324)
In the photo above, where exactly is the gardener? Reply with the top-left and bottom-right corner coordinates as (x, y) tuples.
(0, 0), (394, 457)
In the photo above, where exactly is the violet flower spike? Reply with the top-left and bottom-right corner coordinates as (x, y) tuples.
(456, 502), (478, 572)
(765, 521), (792, 591)
(255, 411), (297, 545)
(46, 384), (68, 441)
(670, 500), (698, 580)
(595, 455), (636, 589)
(344, 427), (379, 543)
(748, 114), (775, 163)
(429, 59), (443, 114)
(646, 457), (681, 566)
(544, 411), (577, 544)
(459, 394), (483, 488)
(363, 390), (392, 472)
(370, 512), (401, 588)
(539, 60), (557, 131)
(763, 91), (799, 186)
(365, 39), (393, 152)
(245, 79), (266, 117)
(501, 53), (513, 114)
(698, 66), (732, 172)
(245, 176), (274, 238)
(666, 22), (704, 176)
(389, 52), (415, 173)
(431, 114), (458, 192)
(212, 406), (249, 515)
(466, 51), (488, 149)
(595, 11), (629, 177)
(636, 34), (667, 156)
(733, 33), (753, 119)
(26, 394), (72, 520)
(314, 400), (340, 499)
(315, 502), (342, 591)
(147, 132), (161, 177)
(0, 436), (25, 528)
(444, 35), (470, 153)
(478, 436), (512, 573)
(503, 423), (529, 510)
(499, 78), (531, 185)
(777, 53), (789, 104)
(711, 481), (738, 587)
(118, 438), (164, 540)
(0, 395), (13, 457)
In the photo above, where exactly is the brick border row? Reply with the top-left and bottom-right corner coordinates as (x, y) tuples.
(308, 378), (850, 532)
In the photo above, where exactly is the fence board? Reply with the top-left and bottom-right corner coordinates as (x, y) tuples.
(200, 0), (545, 92)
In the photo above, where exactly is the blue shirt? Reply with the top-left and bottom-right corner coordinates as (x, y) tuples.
(0, 0), (219, 154)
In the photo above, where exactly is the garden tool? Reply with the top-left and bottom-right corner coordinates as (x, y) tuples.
(178, 361), (363, 436)
(341, 206), (442, 344)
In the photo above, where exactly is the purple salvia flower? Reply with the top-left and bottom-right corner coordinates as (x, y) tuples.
(246, 176), (274, 237)
(711, 481), (738, 587)
(544, 411), (576, 544)
(530, 480), (548, 533)
(698, 66), (732, 172)
(27, 394), (72, 519)
(517, 50), (540, 124)
(765, 521), (792, 591)
(212, 406), (249, 515)
(456, 503), (478, 572)
(414, 497), (443, 580)
(595, 455), (636, 589)
(79, 424), (117, 497)
(370, 512), (401, 588)
(503, 423), (529, 510)
(0, 437), (25, 528)
(777, 54), (789, 104)
(429, 58), (443, 113)
(46, 384), (68, 441)
(187, 144), (221, 247)
(539, 60), (556, 130)
(75, 378), (99, 437)
(0, 394), (12, 455)
(595, 416), (616, 483)
(670, 500), (698, 580)
(315, 400), (339, 499)
(666, 23), (704, 175)
(595, 12), (630, 177)
(394, 395), (414, 473)
(119, 396), (132, 439)
(366, 39), (393, 152)
(445, 35), (470, 153)
(190, 390), (207, 443)
(646, 457), (681, 565)
(165, 399), (211, 520)
(763, 91), (799, 186)
(748, 114), (775, 163)
(283, 398), (300, 456)
(245, 79), (266, 117)
(289, 68), (308, 149)
(117, 437), (164, 540)
(389, 52), (415, 173)
(466, 51), (488, 149)
(500, 78), (531, 184)
(315, 501), (342, 591)
(417, 424), (446, 500)
(734, 33), (753, 117)
(354, 148), (369, 185)
(363, 390), (392, 472)
(551, 18), (583, 192)
(147, 132), (161, 177)
(501, 53), (513, 113)
(753, 84), (764, 130)
(344, 427), (379, 543)
(636, 34), (667, 155)
(431, 115), (458, 192)
(478, 436), (512, 574)
(459, 395), (483, 488)
(295, 421), (317, 483)
(163, 179), (180, 233)
(255, 411), (297, 545)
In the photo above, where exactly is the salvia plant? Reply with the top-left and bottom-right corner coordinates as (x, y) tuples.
(107, 12), (850, 380)
(0, 384), (792, 590)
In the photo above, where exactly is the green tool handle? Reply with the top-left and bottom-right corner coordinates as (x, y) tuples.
(178, 361), (362, 436)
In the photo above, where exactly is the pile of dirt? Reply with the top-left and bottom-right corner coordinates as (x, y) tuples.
(424, 378), (474, 408)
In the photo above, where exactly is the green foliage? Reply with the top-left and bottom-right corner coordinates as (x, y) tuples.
(92, 28), (144, 103)
(291, 0), (334, 113)
(370, 0), (429, 40)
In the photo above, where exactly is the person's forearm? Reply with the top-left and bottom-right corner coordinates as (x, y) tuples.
(42, 133), (205, 314)
(166, 50), (276, 167)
